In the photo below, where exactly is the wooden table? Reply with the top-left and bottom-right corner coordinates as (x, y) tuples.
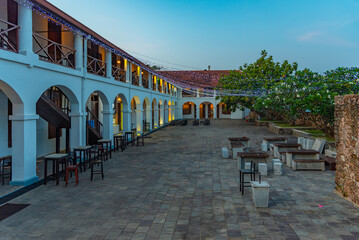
(228, 137), (250, 148)
(73, 146), (92, 171)
(125, 131), (136, 146)
(237, 152), (270, 170)
(263, 137), (287, 151)
(44, 153), (69, 185)
(98, 139), (112, 160)
(114, 133), (125, 151)
(273, 143), (302, 159)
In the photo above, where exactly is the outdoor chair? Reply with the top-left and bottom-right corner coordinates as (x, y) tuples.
(65, 163), (79, 186)
(204, 119), (210, 126)
(193, 119), (199, 126)
(91, 158), (104, 181)
(239, 161), (256, 195)
(0, 156), (12, 185)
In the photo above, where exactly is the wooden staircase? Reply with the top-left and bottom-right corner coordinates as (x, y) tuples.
(86, 107), (103, 145)
(36, 88), (71, 153)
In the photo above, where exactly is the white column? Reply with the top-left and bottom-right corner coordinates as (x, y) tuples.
(18, 4), (34, 56)
(213, 104), (217, 119)
(126, 60), (131, 84)
(139, 67), (142, 87)
(196, 89), (200, 97)
(102, 110), (114, 146)
(205, 104), (208, 119)
(136, 109), (143, 134)
(74, 34), (83, 71)
(153, 108), (159, 128)
(146, 109), (152, 130)
(83, 40), (88, 73)
(105, 50), (112, 78)
(155, 77), (158, 92)
(159, 107), (164, 126)
(69, 111), (85, 148)
(122, 110), (131, 132)
(148, 73), (153, 90)
(196, 106), (200, 119)
(9, 114), (39, 186)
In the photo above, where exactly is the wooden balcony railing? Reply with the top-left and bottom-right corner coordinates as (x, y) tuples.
(112, 66), (125, 82)
(33, 33), (75, 68)
(142, 76), (149, 89)
(158, 85), (162, 93)
(182, 90), (196, 97)
(0, 19), (19, 52)
(132, 74), (139, 86)
(87, 55), (106, 76)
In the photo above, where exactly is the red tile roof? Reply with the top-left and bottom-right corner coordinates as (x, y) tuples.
(158, 70), (231, 88)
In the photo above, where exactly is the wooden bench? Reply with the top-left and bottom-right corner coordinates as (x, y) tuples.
(280, 149), (320, 168)
(292, 159), (325, 171)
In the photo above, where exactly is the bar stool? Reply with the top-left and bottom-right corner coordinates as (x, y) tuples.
(136, 134), (144, 147)
(90, 159), (104, 181)
(239, 161), (256, 195)
(65, 164), (79, 186)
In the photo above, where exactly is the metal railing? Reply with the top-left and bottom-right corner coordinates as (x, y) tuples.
(33, 33), (76, 68)
(87, 55), (106, 76)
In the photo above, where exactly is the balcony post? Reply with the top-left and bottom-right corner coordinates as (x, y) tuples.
(83, 40), (88, 73)
(125, 60), (131, 84)
(74, 34), (83, 71)
(18, 4), (34, 57)
(155, 76), (158, 92)
(105, 50), (112, 78)
(197, 89), (200, 97)
(148, 73), (152, 90)
(138, 67), (142, 87)
(180, 87), (183, 97)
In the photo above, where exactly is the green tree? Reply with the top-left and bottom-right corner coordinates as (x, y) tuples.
(216, 50), (298, 111)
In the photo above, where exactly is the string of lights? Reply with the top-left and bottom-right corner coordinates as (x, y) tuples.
(17, 0), (263, 97)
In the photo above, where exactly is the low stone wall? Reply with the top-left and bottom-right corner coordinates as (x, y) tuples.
(255, 120), (269, 127)
(268, 123), (293, 135)
(335, 95), (359, 205)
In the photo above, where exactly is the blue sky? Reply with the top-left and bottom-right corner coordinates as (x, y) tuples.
(47, 0), (359, 72)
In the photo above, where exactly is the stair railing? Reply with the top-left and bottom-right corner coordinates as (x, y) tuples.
(86, 106), (103, 137)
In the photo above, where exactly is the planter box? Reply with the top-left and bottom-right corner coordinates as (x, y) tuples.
(251, 181), (270, 208)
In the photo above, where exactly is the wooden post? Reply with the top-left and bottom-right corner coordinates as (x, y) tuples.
(66, 128), (70, 153)
(56, 128), (61, 153)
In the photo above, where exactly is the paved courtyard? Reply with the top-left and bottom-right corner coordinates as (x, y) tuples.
(0, 120), (358, 240)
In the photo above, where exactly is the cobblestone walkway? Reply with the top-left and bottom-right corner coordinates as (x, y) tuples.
(0, 120), (358, 240)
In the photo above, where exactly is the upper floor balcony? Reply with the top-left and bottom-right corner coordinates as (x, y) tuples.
(0, 0), (178, 97)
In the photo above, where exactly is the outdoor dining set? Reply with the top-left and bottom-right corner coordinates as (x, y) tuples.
(0, 130), (147, 187)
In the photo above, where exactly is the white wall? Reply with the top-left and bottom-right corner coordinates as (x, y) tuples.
(36, 118), (66, 157)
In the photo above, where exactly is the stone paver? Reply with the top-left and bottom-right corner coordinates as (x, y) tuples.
(0, 119), (358, 240)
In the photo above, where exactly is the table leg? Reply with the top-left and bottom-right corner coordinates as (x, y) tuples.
(83, 151), (86, 172)
(56, 159), (59, 185)
(44, 159), (47, 185)
(109, 142), (112, 159)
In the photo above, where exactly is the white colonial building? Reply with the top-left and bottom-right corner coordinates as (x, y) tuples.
(0, 0), (248, 186)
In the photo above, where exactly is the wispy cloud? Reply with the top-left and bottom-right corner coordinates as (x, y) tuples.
(296, 31), (357, 48)
(297, 31), (322, 42)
